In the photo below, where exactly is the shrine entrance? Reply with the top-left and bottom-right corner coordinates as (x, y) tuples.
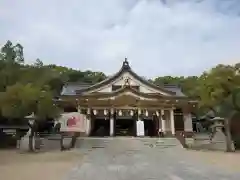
(90, 118), (110, 137)
(143, 119), (157, 137)
(115, 118), (136, 136)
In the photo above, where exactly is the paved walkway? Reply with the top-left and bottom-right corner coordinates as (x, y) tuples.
(65, 138), (240, 180)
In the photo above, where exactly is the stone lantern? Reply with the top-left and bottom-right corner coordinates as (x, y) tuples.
(210, 117), (235, 151)
(210, 117), (224, 128)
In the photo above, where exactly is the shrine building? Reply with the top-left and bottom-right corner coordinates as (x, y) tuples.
(59, 59), (197, 137)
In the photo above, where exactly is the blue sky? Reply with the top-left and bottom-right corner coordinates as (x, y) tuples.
(1, 0), (240, 78)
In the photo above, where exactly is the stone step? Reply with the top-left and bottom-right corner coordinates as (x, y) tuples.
(76, 137), (182, 150)
(139, 138), (182, 147)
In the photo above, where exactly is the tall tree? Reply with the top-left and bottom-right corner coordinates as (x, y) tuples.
(0, 41), (25, 91)
(198, 65), (239, 109)
(0, 40), (24, 63)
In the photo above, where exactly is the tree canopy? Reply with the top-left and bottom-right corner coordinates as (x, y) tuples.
(0, 40), (240, 120)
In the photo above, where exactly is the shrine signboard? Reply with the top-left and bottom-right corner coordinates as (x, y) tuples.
(58, 112), (86, 132)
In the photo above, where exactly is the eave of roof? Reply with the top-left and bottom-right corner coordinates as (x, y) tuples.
(74, 85), (195, 101)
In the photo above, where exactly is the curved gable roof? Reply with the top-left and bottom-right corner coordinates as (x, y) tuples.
(76, 85), (189, 100)
(80, 59), (176, 95)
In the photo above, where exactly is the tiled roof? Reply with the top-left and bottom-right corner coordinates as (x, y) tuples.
(163, 85), (186, 96)
(60, 82), (92, 95)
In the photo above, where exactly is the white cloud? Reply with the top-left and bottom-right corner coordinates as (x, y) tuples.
(1, 0), (240, 78)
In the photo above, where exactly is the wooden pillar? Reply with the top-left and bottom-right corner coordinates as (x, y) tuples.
(86, 108), (91, 136)
(156, 110), (161, 129)
(110, 108), (114, 136)
(132, 109), (137, 137)
(170, 109), (175, 135)
(154, 112), (159, 136)
(161, 109), (166, 134)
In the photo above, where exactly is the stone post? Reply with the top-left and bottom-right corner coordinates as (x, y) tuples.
(184, 113), (193, 133)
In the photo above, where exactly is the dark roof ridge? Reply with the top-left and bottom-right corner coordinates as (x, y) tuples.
(65, 82), (93, 85)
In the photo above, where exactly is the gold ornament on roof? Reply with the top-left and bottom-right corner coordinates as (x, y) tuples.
(124, 76), (130, 86)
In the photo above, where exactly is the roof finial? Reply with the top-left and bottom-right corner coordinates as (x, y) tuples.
(123, 57), (129, 68)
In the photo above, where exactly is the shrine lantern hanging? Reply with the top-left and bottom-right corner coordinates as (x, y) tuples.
(130, 110), (134, 116)
(118, 110), (122, 116)
(93, 109), (98, 115)
(138, 109), (141, 115)
(111, 108), (114, 115)
(104, 109), (108, 115)
(161, 109), (165, 115)
(161, 109), (165, 119)
(87, 108), (91, 115)
(145, 110), (148, 117)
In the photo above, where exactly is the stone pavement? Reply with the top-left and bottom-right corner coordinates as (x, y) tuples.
(65, 138), (240, 180)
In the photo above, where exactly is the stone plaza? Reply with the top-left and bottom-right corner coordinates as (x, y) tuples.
(65, 138), (240, 180)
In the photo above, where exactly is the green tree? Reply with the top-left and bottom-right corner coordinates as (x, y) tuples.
(0, 41), (25, 91)
(0, 83), (60, 121)
(0, 83), (60, 151)
(34, 58), (43, 68)
(0, 83), (37, 118)
(198, 65), (238, 109)
(0, 40), (24, 63)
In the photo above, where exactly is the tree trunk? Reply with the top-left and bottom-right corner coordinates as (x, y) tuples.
(70, 133), (77, 148)
(224, 117), (235, 152)
(60, 134), (65, 151)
